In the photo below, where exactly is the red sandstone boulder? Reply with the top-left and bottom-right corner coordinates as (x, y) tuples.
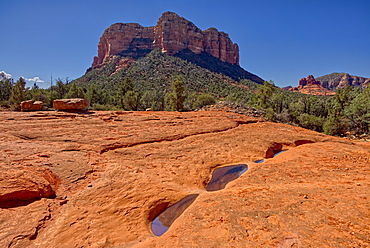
(53, 98), (89, 110)
(20, 100), (43, 111)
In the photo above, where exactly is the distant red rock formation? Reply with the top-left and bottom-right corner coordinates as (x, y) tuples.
(288, 75), (336, 96)
(299, 75), (321, 86)
(92, 12), (239, 68)
(317, 73), (370, 89)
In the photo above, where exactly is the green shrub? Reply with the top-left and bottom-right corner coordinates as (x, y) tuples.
(297, 113), (324, 132)
(192, 94), (216, 109)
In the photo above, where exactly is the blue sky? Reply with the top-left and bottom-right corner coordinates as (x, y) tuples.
(1, 0), (369, 88)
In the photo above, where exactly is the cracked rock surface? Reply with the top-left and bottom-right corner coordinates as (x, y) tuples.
(0, 110), (369, 247)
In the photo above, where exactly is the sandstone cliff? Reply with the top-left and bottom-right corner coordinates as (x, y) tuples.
(93, 23), (154, 67)
(92, 12), (239, 68)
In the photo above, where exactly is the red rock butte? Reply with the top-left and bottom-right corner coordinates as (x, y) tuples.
(288, 75), (336, 96)
(92, 11), (240, 68)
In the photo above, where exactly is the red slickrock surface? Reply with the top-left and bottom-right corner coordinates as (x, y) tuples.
(0, 110), (369, 247)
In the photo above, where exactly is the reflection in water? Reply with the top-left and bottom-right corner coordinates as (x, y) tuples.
(151, 194), (199, 236)
(255, 150), (288, 163)
(206, 164), (248, 192)
(273, 150), (288, 157)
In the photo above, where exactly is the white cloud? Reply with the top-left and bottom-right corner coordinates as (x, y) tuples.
(0, 71), (12, 79)
(24, 76), (44, 83)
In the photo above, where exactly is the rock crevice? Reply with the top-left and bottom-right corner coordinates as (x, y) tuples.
(99, 119), (243, 154)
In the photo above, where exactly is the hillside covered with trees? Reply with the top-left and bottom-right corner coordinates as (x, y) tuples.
(1, 50), (369, 139)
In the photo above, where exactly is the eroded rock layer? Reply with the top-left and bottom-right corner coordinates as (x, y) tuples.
(92, 11), (239, 68)
(0, 110), (369, 247)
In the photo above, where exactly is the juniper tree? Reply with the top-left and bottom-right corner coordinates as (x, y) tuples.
(116, 77), (134, 108)
(65, 82), (85, 99)
(254, 80), (275, 109)
(168, 75), (186, 111)
(9, 77), (27, 110)
(0, 77), (13, 102)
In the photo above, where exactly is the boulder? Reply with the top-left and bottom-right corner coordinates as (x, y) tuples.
(20, 100), (43, 111)
(53, 98), (89, 110)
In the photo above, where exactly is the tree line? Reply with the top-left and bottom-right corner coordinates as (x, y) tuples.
(1, 74), (368, 137)
(0, 75), (215, 112)
(250, 81), (370, 137)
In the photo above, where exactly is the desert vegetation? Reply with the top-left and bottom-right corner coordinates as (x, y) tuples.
(1, 50), (369, 138)
(250, 81), (370, 137)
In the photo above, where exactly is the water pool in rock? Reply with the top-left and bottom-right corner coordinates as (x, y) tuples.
(151, 194), (199, 236)
(206, 164), (248, 191)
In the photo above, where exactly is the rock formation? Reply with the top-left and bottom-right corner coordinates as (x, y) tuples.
(92, 12), (239, 68)
(53, 98), (89, 110)
(317, 73), (370, 89)
(1, 110), (369, 247)
(284, 73), (370, 95)
(288, 75), (336, 96)
(93, 23), (154, 67)
(298, 75), (321, 86)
